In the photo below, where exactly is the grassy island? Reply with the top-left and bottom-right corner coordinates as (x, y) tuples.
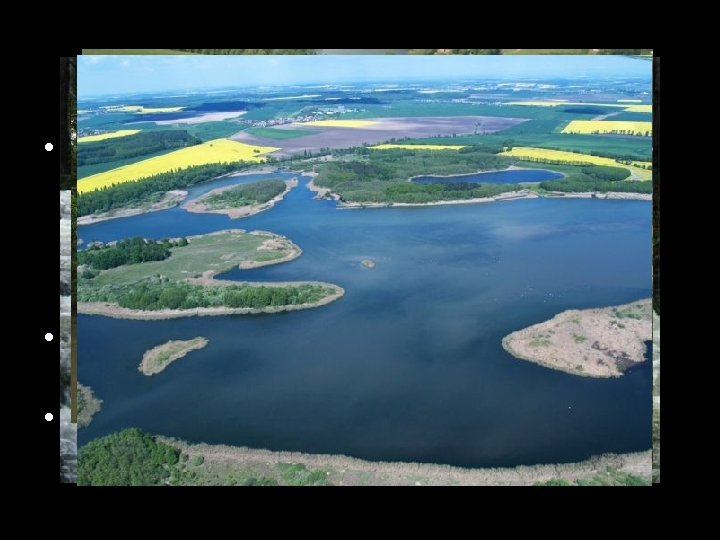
(79, 230), (344, 319)
(140, 338), (209, 375)
(183, 178), (296, 219)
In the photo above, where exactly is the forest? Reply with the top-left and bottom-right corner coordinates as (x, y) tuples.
(539, 165), (651, 193)
(314, 147), (513, 203)
(79, 276), (334, 311)
(79, 237), (188, 271)
(78, 428), (179, 486)
(203, 179), (286, 209)
(78, 161), (253, 216)
(78, 130), (201, 166)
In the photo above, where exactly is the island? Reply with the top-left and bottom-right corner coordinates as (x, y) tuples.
(78, 229), (344, 320)
(140, 337), (209, 375)
(502, 299), (651, 378)
(361, 259), (376, 269)
(77, 383), (103, 428)
(183, 178), (297, 219)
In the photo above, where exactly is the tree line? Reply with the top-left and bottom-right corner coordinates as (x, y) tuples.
(78, 161), (254, 216)
(204, 179), (286, 209)
(79, 276), (333, 311)
(78, 130), (201, 167)
(79, 237), (188, 271)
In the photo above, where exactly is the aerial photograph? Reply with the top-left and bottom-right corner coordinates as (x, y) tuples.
(76, 54), (654, 486)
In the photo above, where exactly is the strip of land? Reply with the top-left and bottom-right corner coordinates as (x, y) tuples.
(183, 178), (297, 219)
(77, 383), (102, 428)
(502, 298), (652, 378)
(165, 438), (651, 486)
(77, 190), (188, 225)
(140, 337), (209, 375)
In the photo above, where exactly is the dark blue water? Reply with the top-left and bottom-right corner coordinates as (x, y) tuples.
(412, 168), (563, 185)
(78, 174), (651, 468)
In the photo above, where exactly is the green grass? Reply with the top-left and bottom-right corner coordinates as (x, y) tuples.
(90, 231), (278, 287)
(245, 127), (320, 139)
(573, 334), (588, 343)
(535, 469), (650, 486)
(183, 121), (243, 141)
(276, 463), (332, 486)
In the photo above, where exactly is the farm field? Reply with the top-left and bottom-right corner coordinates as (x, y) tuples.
(245, 127), (320, 139)
(370, 144), (467, 151)
(78, 130), (140, 143)
(500, 147), (652, 180)
(301, 119), (379, 128)
(78, 139), (278, 193)
(508, 101), (652, 114)
(105, 106), (186, 114)
(561, 121), (652, 137)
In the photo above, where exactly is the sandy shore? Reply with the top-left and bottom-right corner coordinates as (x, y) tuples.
(163, 436), (651, 486)
(502, 298), (652, 378)
(79, 282), (344, 320)
(183, 178), (298, 219)
(140, 337), (209, 375)
(78, 190), (188, 225)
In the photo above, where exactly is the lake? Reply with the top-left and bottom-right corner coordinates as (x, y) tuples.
(78, 173), (651, 469)
(411, 168), (563, 185)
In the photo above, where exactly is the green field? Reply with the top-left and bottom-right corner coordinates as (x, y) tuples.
(89, 231), (285, 287)
(245, 127), (320, 139)
(399, 133), (651, 161)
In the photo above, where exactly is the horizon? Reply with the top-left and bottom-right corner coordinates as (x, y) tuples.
(78, 55), (651, 98)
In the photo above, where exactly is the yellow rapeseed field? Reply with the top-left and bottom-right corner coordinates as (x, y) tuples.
(301, 119), (379, 128)
(499, 147), (652, 181)
(370, 144), (467, 150)
(78, 139), (279, 193)
(77, 130), (141, 143)
(507, 101), (652, 113)
(561, 120), (652, 136)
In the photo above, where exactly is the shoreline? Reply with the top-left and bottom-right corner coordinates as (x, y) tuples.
(78, 282), (345, 320)
(77, 190), (188, 225)
(182, 178), (298, 219)
(336, 190), (650, 209)
(78, 166), (278, 226)
(162, 436), (651, 486)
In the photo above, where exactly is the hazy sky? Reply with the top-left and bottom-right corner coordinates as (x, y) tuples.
(78, 55), (651, 97)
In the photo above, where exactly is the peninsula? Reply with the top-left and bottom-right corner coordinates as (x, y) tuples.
(502, 299), (652, 377)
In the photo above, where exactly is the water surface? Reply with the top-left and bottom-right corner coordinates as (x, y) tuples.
(78, 174), (651, 468)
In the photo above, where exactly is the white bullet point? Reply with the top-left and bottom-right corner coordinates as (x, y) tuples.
(45, 143), (53, 152)
(45, 413), (53, 422)
(45, 333), (53, 341)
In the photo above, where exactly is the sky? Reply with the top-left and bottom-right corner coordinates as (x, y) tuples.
(78, 55), (652, 97)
